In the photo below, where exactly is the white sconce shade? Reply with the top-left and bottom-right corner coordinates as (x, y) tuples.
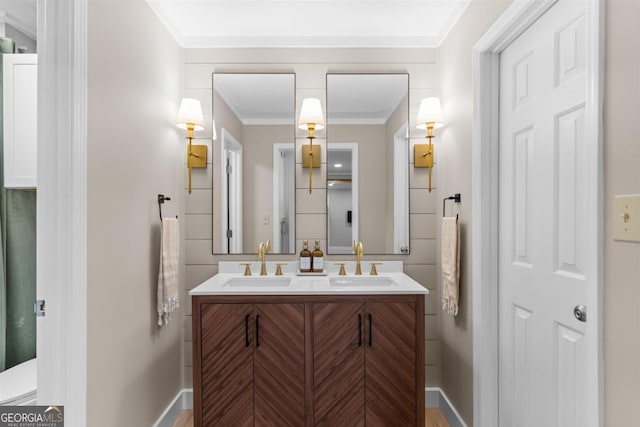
(416, 97), (444, 129)
(298, 98), (325, 130)
(176, 98), (205, 131)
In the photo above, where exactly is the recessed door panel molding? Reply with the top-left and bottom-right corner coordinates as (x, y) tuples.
(555, 13), (586, 87)
(513, 304), (533, 424)
(554, 104), (586, 279)
(512, 127), (534, 267)
(512, 52), (534, 110)
(554, 322), (587, 427)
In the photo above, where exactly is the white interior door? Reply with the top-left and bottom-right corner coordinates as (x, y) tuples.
(498, 1), (596, 426)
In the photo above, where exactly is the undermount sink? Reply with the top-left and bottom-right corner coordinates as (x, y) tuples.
(222, 276), (292, 288)
(329, 276), (397, 288)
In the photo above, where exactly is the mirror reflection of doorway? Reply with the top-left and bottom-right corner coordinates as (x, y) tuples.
(327, 144), (358, 254)
(272, 144), (295, 253)
(221, 129), (243, 254)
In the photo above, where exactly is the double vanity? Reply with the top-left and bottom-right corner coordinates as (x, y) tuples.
(190, 261), (428, 427)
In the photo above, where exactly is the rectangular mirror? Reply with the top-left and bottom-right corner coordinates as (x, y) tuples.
(212, 73), (296, 254)
(326, 73), (410, 255)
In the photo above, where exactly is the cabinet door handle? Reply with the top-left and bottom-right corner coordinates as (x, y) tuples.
(358, 314), (362, 346)
(255, 314), (260, 347)
(245, 314), (250, 347)
(368, 314), (373, 347)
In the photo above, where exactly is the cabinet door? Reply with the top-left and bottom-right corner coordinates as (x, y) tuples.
(200, 304), (253, 427)
(365, 302), (417, 426)
(254, 303), (306, 427)
(313, 302), (365, 427)
(3, 54), (37, 188)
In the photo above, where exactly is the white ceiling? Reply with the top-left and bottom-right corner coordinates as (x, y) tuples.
(215, 73), (408, 125)
(214, 74), (295, 124)
(0, 0), (37, 40)
(327, 74), (408, 124)
(146, 0), (471, 48)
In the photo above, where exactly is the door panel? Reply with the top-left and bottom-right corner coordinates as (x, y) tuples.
(499, 1), (592, 426)
(254, 303), (306, 427)
(365, 302), (416, 427)
(313, 302), (365, 427)
(200, 304), (253, 427)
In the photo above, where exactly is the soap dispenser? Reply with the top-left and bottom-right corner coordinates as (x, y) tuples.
(299, 240), (311, 273)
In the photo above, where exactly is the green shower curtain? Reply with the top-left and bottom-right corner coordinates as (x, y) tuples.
(0, 39), (37, 373)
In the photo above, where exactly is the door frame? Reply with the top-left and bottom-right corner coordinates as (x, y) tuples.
(220, 128), (243, 253)
(272, 143), (295, 254)
(471, 0), (604, 426)
(327, 142), (358, 254)
(393, 123), (409, 253)
(37, 0), (88, 425)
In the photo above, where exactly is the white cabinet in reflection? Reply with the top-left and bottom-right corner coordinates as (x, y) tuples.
(3, 54), (37, 189)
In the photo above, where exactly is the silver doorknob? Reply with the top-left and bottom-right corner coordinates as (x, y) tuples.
(574, 305), (587, 322)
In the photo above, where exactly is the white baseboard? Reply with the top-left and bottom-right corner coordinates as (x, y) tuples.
(155, 388), (466, 427)
(426, 387), (468, 427)
(152, 389), (193, 427)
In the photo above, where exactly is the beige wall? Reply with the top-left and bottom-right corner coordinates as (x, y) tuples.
(242, 124), (293, 249)
(330, 124), (388, 253)
(182, 48), (442, 387)
(87, 1), (183, 426)
(436, 0), (511, 424)
(604, 0), (640, 425)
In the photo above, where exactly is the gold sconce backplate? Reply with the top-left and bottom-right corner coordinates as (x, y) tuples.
(302, 145), (321, 168)
(188, 145), (208, 168)
(414, 144), (433, 168)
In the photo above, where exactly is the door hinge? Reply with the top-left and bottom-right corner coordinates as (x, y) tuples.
(226, 229), (233, 238)
(226, 164), (232, 174)
(34, 299), (45, 317)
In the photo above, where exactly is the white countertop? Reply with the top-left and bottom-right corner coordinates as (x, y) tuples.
(190, 268), (429, 296)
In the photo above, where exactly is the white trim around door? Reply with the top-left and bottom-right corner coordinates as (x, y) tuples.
(471, 0), (604, 425)
(37, 0), (88, 425)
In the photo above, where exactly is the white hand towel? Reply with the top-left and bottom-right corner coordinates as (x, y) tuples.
(441, 216), (460, 316)
(158, 217), (180, 326)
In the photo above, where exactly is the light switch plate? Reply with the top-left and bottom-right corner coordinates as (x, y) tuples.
(614, 195), (640, 242)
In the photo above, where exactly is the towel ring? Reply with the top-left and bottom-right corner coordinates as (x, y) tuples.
(158, 194), (178, 220)
(443, 193), (461, 220)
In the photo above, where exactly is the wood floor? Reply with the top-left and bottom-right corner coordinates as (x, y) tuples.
(172, 409), (450, 427)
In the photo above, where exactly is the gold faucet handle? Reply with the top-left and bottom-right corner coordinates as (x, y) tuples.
(275, 263), (287, 276)
(369, 262), (382, 276)
(334, 263), (347, 276)
(239, 263), (252, 276)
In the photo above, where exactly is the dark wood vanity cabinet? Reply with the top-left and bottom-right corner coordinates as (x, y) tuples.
(195, 302), (305, 427)
(192, 295), (424, 427)
(313, 302), (419, 426)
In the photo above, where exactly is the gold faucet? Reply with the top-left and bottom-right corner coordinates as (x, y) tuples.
(258, 240), (271, 276)
(353, 241), (364, 275)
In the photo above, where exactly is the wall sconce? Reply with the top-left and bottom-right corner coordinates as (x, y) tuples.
(176, 98), (209, 194)
(298, 98), (324, 194)
(415, 97), (444, 193)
